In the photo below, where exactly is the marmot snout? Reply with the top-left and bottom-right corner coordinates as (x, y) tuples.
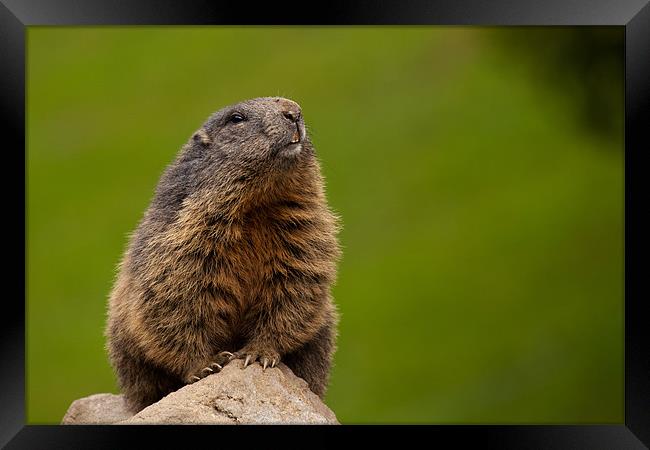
(105, 97), (341, 412)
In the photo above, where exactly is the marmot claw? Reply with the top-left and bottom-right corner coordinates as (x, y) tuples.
(185, 360), (225, 384)
(233, 347), (280, 371)
(217, 351), (235, 360)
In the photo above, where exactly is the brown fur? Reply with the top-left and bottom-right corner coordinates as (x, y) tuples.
(105, 97), (340, 412)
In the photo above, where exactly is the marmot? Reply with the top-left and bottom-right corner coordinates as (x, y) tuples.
(105, 97), (341, 412)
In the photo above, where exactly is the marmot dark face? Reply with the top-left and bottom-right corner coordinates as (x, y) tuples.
(107, 96), (341, 412)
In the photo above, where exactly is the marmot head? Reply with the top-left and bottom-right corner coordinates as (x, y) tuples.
(190, 97), (312, 174)
(153, 98), (321, 221)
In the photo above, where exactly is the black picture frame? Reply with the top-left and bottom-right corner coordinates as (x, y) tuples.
(2, 1), (648, 448)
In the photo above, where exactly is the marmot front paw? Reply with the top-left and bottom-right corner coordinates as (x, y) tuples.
(183, 351), (236, 384)
(233, 346), (280, 370)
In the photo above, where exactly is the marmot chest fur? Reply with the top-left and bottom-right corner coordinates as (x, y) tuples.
(106, 97), (340, 412)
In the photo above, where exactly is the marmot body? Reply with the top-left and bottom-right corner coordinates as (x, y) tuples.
(106, 97), (340, 412)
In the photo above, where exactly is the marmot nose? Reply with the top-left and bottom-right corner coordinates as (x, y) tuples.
(282, 109), (301, 123)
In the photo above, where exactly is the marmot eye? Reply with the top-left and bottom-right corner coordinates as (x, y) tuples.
(228, 113), (246, 124)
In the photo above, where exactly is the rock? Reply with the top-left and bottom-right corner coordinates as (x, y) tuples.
(61, 393), (133, 425)
(62, 359), (338, 425)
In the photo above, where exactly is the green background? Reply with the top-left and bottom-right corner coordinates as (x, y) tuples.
(27, 27), (624, 424)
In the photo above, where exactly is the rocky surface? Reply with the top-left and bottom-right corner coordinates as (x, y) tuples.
(62, 359), (338, 425)
(61, 393), (132, 425)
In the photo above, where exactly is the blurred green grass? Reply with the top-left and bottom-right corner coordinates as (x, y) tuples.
(27, 27), (623, 424)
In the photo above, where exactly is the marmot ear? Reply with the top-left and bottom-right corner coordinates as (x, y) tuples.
(192, 129), (212, 146)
